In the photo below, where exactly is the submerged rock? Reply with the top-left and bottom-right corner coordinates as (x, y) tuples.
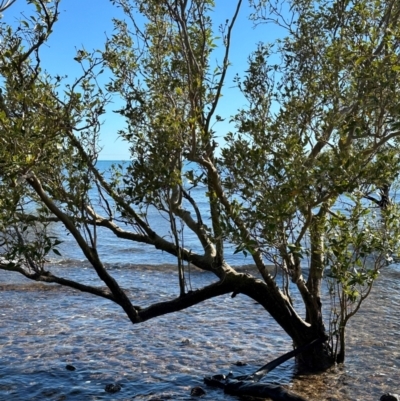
(104, 383), (122, 393)
(190, 386), (206, 397)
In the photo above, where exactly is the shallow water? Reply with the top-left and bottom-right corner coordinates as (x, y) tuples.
(0, 264), (399, 401)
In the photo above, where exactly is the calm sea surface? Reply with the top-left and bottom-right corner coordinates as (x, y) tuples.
(0, 161), (399, 400)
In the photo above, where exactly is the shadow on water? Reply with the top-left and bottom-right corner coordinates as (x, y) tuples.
(0, 265), (399, 400)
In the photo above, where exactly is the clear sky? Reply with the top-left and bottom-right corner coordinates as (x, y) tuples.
(3, 1), (285, 160)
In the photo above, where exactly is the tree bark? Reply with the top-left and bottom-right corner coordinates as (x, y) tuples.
(237, 272), (333, 370)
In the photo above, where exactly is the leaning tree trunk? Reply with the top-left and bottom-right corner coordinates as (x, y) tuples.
(235, 270), (334, 371)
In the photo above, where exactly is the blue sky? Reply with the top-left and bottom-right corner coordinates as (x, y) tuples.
(3, 1), (285, 160)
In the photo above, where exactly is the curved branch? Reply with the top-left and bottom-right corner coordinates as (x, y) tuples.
(0, 263), (116, 302)
(170, 197), (216, 258)
(137, 276), (235, 322)
(85, 206), (218, 273)
(17, 1), (59, 66)
(25, 172), (140, 323)
(182, 187), (203, 225)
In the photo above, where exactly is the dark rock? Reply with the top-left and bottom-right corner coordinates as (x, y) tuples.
(234, 361), (247, 366)
(203, 375), (226, 389)
(190, 386), (206, 397)
(104, 383), (122, 393)
(65, 364), (76, 371)
(225, 381), (308, 401)
(380, 394), (400, 401)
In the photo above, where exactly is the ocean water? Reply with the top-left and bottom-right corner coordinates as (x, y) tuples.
(0, 160), (399, 400)
(1, 266), (399, 401)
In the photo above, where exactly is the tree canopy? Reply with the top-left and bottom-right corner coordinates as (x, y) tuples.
(1, 0), (400, 370)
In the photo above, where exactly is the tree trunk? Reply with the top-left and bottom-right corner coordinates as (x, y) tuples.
(236, 272), (334, 371)
(294, 336), (334, 372)
(336, 324), (346, 363)
(295, 212), (333, 370)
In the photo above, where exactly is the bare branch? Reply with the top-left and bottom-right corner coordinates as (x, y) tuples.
(170, 193), (216, 258)
(137, 275), (235, 322)
(0, 262), (117, 302)
(205, 0), (243, 132)
(85, 205), (217, 273)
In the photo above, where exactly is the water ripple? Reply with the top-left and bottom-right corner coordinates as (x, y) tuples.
(0, 266), (399, 400)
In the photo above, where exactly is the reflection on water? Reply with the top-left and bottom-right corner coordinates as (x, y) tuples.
(0, 265), (399, 400)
